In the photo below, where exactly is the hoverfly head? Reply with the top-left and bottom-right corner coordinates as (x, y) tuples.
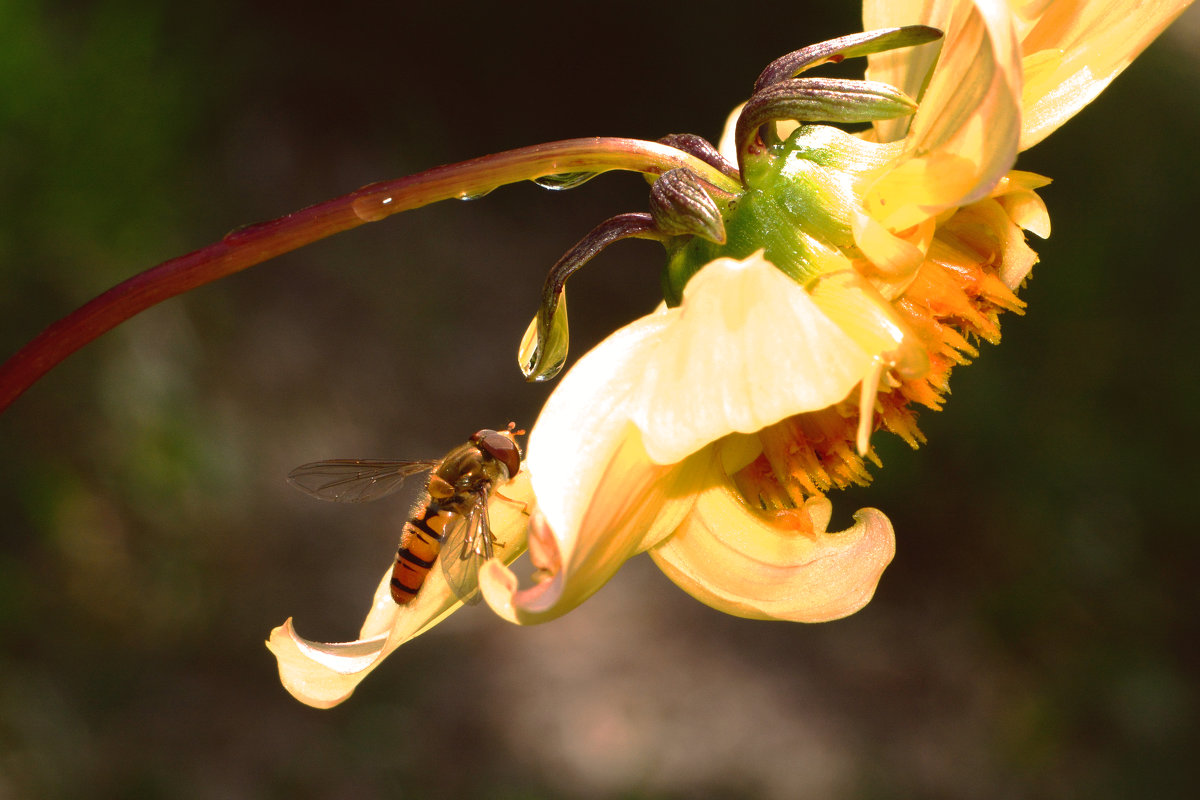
(471, 425), (523, 479)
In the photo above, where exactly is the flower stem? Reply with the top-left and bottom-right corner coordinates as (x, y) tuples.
(0, 138), (740, 412)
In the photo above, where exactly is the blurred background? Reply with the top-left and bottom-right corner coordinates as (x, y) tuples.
(2, 1), (1198, 797)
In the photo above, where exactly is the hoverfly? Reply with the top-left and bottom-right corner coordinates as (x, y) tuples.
(287, 425), (523, 605)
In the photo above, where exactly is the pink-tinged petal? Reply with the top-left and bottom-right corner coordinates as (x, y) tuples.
(868, 0), (1024, 222)
(480, 441), (705, 625)
(483, 315), (704, 625)
(650, 455), (896, 622)
(267, 472), (533, 708)
(1018, 0), (1193, 149)
(526, 310), (674, 540)
(630, 253), (887, 464)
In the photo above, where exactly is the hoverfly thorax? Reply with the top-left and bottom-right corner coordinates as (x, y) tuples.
(427, 445), (486, 501)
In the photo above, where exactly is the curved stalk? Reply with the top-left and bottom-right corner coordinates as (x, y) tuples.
(0, 138), (742, 412)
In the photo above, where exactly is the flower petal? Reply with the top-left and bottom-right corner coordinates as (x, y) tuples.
(717, 103), (802, 164)
(266, 471), (533, 708)
(481, 437), (705, 625)
(1017, 0), (1193, 149)
(482, 315), (704, 625)
(630, 253), (888, 464)
(718, 103), (744, 163)
(990, 170), (1052, 238)
(267, 614), (390, 710)
(852, 209), (936, 285)
(525, 310), (675, 543)
(864, 0), (952, 142)
(650, 454), (896, 622)
(867, 0), (1024, 223)
(807, 269), (929, 378)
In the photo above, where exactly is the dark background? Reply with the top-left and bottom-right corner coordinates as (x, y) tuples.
(1, 2), (1198, 797)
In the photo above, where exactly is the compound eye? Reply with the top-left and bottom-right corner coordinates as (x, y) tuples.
(472, 429), (522, 478)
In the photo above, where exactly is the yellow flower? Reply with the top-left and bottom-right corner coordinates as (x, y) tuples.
(481, 0), (1190, 624)
(268, 0), (1190, 708)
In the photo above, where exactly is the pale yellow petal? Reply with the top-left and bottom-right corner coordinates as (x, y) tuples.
(991, 170), (1052, 238)
(480, 439), (705, 625)
(650, 455), (896, 622)
(718, 104), (744, 163)
(482, 316), (703, 625)
(267, 471), (533, 708)
(1018, 0), (1193, 149)
(868, 0), (1024, 218)
(945, 197), (1042, 288)
(267, 616), (390, 710)
(630, 253), (884, 464)
(864, 0), (958, 142)
(807, 269), (929, 378)
(267, 563), (446, 709)
(525, 310), (674, 539)
(852, 207), (935, 279)
(486, 451), (702, 625)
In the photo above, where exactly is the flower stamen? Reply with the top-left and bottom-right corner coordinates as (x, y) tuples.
(857, 359), (886, 456)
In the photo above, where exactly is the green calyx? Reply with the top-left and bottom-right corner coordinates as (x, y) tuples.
(662, 124), (903, 306)
(517, 25), (940, 382)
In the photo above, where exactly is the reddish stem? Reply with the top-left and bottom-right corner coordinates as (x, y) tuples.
(0, 138), (740, 412)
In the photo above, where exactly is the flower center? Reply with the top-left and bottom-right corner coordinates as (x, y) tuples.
(733, 403), (878, 514)
(730, 176), (1045, 519)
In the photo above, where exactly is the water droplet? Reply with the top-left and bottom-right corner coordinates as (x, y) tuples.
(351, 195), (394, 222)
(457, 188), (494, 201)
(531, 172), (600, 191)
(517, 294), (570, 382)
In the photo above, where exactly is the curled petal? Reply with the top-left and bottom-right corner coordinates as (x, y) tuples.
(267, 620), (390, 710)
(490, 316), (705, 625)
(650, 455), (896, 621)
(1018, 0), (1193, 149)
(630, 253), (889, 464)
(525, 311), (675, 540)
(481, 427), (697, 625)
(942, 195), (1042, 289)
(267, 471), (533, 708)
(991, 170), (1052, 238)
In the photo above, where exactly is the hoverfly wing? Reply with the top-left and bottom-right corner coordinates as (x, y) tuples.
(439, 493), (496, 605)
(287, 459), (438, 503)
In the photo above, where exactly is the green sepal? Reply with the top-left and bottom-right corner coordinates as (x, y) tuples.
(753, 26), (944, 91)
(649, 169), (727, 243)
(661, 124), (904, 305)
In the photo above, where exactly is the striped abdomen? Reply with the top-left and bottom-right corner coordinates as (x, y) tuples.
(391, 501), (450, 604)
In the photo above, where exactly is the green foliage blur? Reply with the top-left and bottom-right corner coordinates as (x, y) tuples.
(1, 1), (1197, 797)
